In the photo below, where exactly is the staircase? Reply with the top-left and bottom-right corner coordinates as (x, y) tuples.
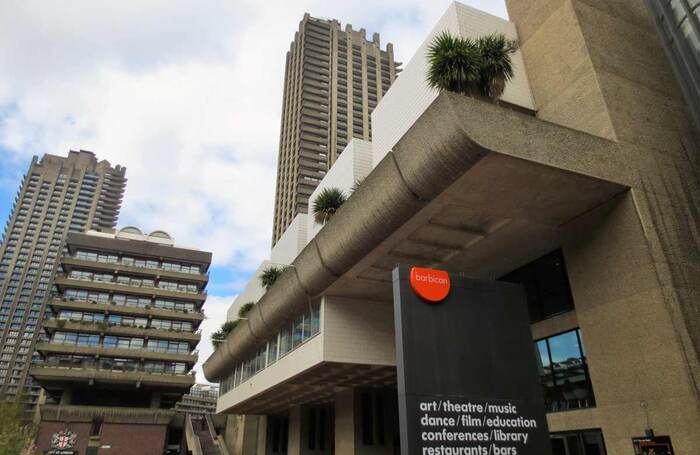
(195, 421), (219, 455)
(185, 414), (228, 455)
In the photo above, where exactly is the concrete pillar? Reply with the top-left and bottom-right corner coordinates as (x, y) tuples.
(255, 416), (267, 455)
(59, 387), (72, 405)
(150, 391), (162, 409)
(287, 406), (302, 455)
(334, 389), (356, 455)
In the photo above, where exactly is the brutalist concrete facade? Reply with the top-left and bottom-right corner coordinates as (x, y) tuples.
(0, 150), (126, 415)
(31, 228), (211, 455)
(272, 14), (400, 245)
(207, 1), (700, 454)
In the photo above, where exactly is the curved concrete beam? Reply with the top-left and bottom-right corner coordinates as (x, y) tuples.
(203, 92), (621, 381)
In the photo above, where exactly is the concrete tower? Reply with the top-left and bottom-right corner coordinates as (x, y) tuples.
(271, 13), (400, 245)
(0, 150), (126, 416)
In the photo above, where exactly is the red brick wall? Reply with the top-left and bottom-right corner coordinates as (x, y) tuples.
(36, 421), (168, 455)
(97, 423), (167, 455)
(36, 422), (92, 454)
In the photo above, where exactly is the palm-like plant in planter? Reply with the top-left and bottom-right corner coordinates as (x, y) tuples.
(238, 302), (255, 318)
(427, 31), (518, 99)
(211, 320), (239, 349)
(313, 187), (347, 224)
(260, 265), (286, 291)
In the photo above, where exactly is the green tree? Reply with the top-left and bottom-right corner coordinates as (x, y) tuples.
(475, 33), (518, 98)
(312, 187), (347, 224)
(0, 400), (36, 455)
(238, 302), (255, 318)
(211, 320), (239, 349)
(259, 266), (286, 291)
(426, 31), (518, 99)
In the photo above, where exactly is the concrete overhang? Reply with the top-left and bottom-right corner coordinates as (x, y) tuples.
(29, 366), (195, 390)
(203, 91), (628, 383)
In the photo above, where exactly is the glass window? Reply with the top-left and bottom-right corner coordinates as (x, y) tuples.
(499, 249), (574, 322)
(279, 326), (293, 357)
(268, 335), (279, 366)
(535, 329), (595, 412)
(551, 429), (606, 455)
(292, 316), (304, 348)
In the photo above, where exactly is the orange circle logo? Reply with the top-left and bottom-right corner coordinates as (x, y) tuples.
(409, 267), (450, 302)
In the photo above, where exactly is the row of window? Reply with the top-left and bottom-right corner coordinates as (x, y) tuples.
(44, 354), (188, 375)
(52, 331), (192, 354)
(56, 310), (193, 332)
(74, 249), (203, 274)
(62, 288), (198, 313)
(220, 304), (320, 394)
(67, 269), (201, 294)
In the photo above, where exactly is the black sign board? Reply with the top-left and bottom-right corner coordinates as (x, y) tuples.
(633, 435), (674, 454)
(392, 266), (552, 455)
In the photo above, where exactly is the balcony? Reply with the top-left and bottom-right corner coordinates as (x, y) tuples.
(38, 404), (182, 425)
(60, 257), (209, 284)
(48, 298), (204, 324)
(43, 319), (201, 344)
(30, 365), (195, 390)
(53, 275), (207, 302)
(35, 342), (198, 364)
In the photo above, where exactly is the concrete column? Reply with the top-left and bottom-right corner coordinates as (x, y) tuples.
(59, 387), (72, 405)
(334, 389), (356, 455)
(150, 391), (162, 409)
(287, 406), (302, 455)
(255, 416), (267, 455)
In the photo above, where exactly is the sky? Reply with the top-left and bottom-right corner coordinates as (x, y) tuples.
(0, 0), (507, 382)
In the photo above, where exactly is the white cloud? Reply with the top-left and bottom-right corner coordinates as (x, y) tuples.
(0, 0), (507, 379)
(196, 294), (236, 384)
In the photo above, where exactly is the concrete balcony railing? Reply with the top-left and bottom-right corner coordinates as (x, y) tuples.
(48, 298), (204, 324)
(54, 275), (207, 302)
(60, 257), (209, 284)
(30, 365), (195, 389)
(43, 319), (201, 344)
(35, 342), (198, 364)
(39, 404), (183, 425)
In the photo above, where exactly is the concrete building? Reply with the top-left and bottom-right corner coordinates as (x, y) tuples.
(175, 384), (219, 415)
(0, 150), (126, 416)
(645, 0), (700, 131)
(30, 228), (212, 454)
(272, 13), (401, 245)
(206, 1), (700, 454)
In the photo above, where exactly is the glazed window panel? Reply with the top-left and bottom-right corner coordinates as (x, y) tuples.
(499, 249), (575, 323)
(535, 329), (595, 412)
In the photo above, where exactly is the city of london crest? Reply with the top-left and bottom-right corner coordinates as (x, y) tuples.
(50, 429), (77, 451)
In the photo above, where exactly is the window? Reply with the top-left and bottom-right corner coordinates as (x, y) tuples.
(499, 249), (574, 322)
(104, 336), (143, 350)
(90, 418), (103, 437)
(551, 429), (606, 455)
(535, 329), (595, 412)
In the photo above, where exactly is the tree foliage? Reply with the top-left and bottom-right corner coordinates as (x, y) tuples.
(427, 31), (518, 99)
(0, 400), (36, 455)
(211, 319), (239, 349)
(238, 302), (255, 318)
(260, 265), (286, 291)
(312, 187), (347, 224)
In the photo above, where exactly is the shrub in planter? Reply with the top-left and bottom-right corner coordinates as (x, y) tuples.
(427, 31), (518, 99)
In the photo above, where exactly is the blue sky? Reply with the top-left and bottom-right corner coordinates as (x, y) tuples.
(0, 0), (507, 381)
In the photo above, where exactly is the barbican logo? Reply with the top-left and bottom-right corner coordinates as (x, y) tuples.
(409, 267), (451, 303)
